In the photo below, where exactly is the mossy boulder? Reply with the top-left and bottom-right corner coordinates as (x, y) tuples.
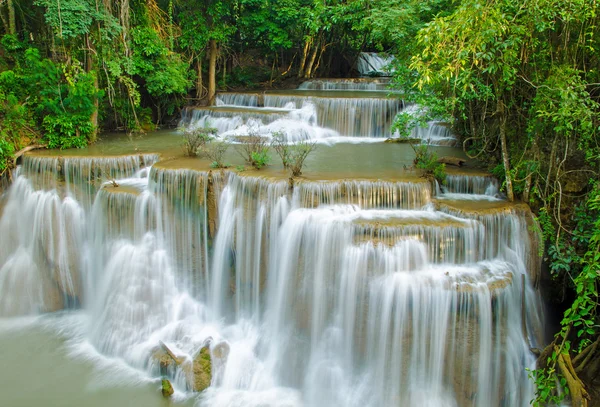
(161, 378), (174, 397)
(191, 346), (212, 392)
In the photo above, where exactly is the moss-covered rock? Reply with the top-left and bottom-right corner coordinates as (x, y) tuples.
(191, 346), (212, 392)
(161, 378), (174, 397)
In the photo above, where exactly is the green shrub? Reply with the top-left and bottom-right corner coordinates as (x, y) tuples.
(236, 132), (270, 169)
(412, 144), (446, 183)
(250, 149), (270, 169)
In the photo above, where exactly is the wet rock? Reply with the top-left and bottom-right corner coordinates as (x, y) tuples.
(151, 347), (177, 376)
(191, 346), (212, 392)
(161, 378), (174, 397)
(151, 340), (230, 393)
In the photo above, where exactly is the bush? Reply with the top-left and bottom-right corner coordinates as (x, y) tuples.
(412, 144), (446, 183)
(271, 132), (316, 176)
(235, 131), (270, 169)
(203, 139), (230, 168)
(182, 127), (217, 156)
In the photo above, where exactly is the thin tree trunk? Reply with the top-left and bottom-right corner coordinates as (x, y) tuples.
(298, 38), (311, 78)
(208, 39), (217, 105)
(0, 8), (9, 34)
(312, 41), (327, 77)
(522, 141), (539, 203)
(545, 136), (559, 198)
(196, 57), (204, 100)
(86, 34), (99, 142)
(303, 40), (320, 79)
(7, 0), (15, 34)
(498, 99), (514, 201)
(222, 55), (226, 89)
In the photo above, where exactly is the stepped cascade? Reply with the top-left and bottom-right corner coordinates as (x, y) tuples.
(181, 80), (456, 145)
(0, 78), (544, 407)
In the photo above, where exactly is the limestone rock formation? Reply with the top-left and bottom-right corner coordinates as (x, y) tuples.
(191, 346), (212, 392)
(151, 339), (230, 393)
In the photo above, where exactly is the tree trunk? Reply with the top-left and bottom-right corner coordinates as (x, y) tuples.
(0, 7), (9, 34)
(303, 40), (320, 79)
(222, 55), (226, 89)
(545, 136), (559, 198)
(298, 38), (311, 78)
(196, 57), (204, 100)
(7, 0), (16, 35)
(208, 39), (217, 105)
(523, 141), (539, 203)
(86, 34), (99, 142)
(498, 99), (514, 201)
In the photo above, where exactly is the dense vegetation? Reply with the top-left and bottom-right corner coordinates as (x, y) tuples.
(1, 0), (599, 404)
(395, 1), (600, 404)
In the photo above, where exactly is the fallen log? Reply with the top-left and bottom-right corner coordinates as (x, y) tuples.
(437, 156), (466, 167)
(13, 144), (47, 165)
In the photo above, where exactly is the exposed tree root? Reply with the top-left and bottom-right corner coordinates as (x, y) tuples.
(555, 345), (590, 407)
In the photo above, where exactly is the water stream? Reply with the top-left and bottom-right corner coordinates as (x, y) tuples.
(0, 78), (543, 407)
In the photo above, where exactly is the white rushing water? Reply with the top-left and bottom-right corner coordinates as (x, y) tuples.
(356, 52), (395, 76)
(0, 154), (543, 407)
(181, 79), (457, 145)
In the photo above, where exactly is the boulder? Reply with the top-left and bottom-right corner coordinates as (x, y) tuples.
(191, 346), (212, 392)
(161, 378), (174, 397)
(152, 339), (230, 393)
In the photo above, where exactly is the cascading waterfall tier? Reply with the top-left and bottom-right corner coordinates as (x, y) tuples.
(181, 80), (457, 145)
(441, 174), (500, 198)
(0, 154), (543, 407)
(0, 154), (159, 317)
(298, 78), (390, 90)
(357, 52), (395, 76)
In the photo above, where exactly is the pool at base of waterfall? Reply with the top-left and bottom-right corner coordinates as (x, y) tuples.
(0, 313), (196, 407)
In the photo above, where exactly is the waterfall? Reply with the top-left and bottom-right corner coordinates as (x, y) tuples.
(298, 79), (390, 91)
(356, 52), (395, 76)
(442, 175), (500, 197)
(181, 80), (457, 145)
(0, 144), (542, 404)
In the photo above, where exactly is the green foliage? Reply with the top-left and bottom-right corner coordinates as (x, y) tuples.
(527, 361), (566, 407)
(0, 137), (15, 175)
(130, 27), (190, 118)
(411, 144), (446, 183)
(561, 186), (600, 340)
(35, 0), (95, 39)
(250, 149), (270, 169)
(366, 0), (455, 60)
(0, 43), (99, 151)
